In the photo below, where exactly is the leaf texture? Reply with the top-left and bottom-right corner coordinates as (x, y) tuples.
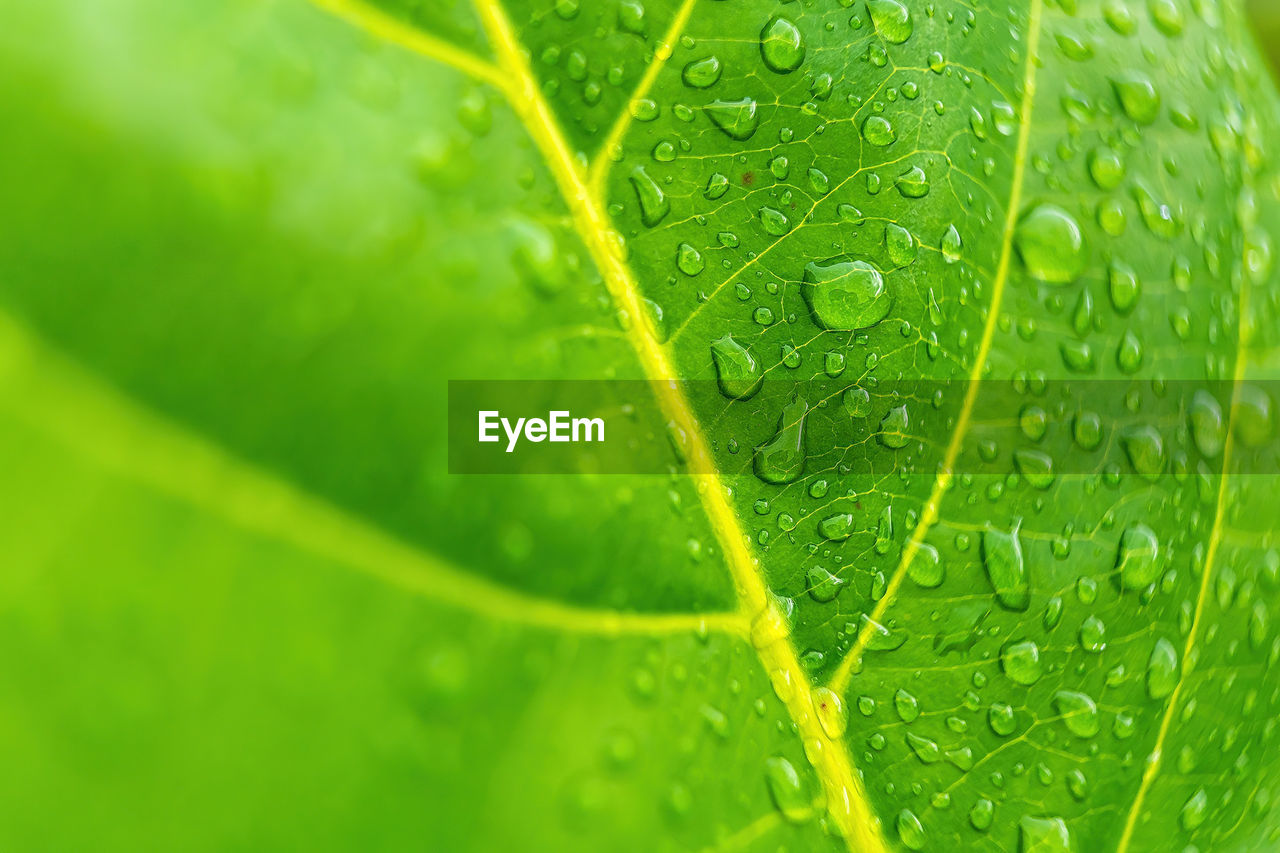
(1, 0), (1279, 851)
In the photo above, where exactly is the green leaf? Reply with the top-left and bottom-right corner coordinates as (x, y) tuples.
(1, 0), (1279, 851)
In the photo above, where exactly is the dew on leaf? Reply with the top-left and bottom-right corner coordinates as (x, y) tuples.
(867, 0), (914, 44)
(878, 404), (911, 449)
(754, 398), (809, 484)
(1111, 73), (1161, 124)
(818, 513), (855, 542)
(905, 732), (940, 763)
(894, 688), (920, 722)
(760, 206), (791, 236)
(969, 798), (994, 831)
(628, 166), (669, 226)
(707, 98), (760, 140)
(941, 225), (962, 263)
(759, 16), (805, 73)
(885, 223), (916, 266)
(989, 702), (1017, 736)
(1015, 204), (1086, 283)
(709, 336), (762, 400)
(802, 259), (893, 330)
(1001, 638), (1043, 685)
(676, 242), (704, 276)
(895, 166), (930, 198)
(1020, 816), (1071, 853)
(862, 115), (896, 146)
(764, 756), (813, 824)
(807, 566), (846, 603)
(681, 56), (721, 89)
(1116, 524), (1161, 591)
(983, 523), (1030, 612)
(1146, 636), (1179, 699)
(907, 543), (944, 588)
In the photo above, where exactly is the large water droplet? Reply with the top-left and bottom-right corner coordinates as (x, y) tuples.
(983, 523), (1029, 611)
(813, 687), (848, 737)
(1180, 787), (1208, 830)
(907, 543), (944, 587)
(1116, 524), (1161, 590)
(629, 166), (669, 226)
(894, 688), (920, 722)
(707, 98), (760, 140)
(802, 260), (893, 330)
(710, 336), (762, 400)
(682, 55), (722, 89)
(1053, 690), (1099, 737)
(1111, 73), (1161, 124)
(895, 166), (930, 198)
(905, 732), (940, 763)
(1189, 390), (1225, 458)
(1019, 816), (1071, 853)
(1015, 204), (1085, 283)
(1000, 638), (1043, 685)
(764, 756), (814, 824)
(867, 0), (914, 44)
(862, 115), (896, 146)
(759, 16), (805, 73)
(1146, 636), (1178, 699)
(754, 398), (808, 484)
(878, 405), (910, 449)
(1121, 424), (1165, 480)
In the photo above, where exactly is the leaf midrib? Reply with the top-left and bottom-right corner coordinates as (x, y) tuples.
(465, 0), (883, 847)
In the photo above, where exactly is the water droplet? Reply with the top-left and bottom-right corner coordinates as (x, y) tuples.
(867, 0), (914, 44)
(859, 613), (906, 651)
(1078, 615), (1107, 653)
(1189, 390), (1225, 458)
(1146, 636), (1179, 699)
(941, 225), (962, 263)
(1180, 787), (1208, 830)
(1149, 0), (1185, 36)
(1117, 524), (1160, 591)
(1014, 449), (1055, 489)
(895, 166), (930, 198)
(905, 732), (940, 763)
(862, 115), (896, 146)
(676, 242), (704, 276)
(802, 260), (893, 330)
(970, 798), (994, 831)
(707, 98), (760, 140)
(807, 566), (846, 603)
(754, 398), (808, 484)
(1001, 639), (1043, 685)
(813, 687), (848, 737)
(1111, 73), (1161, 124)
(705, 172), (730, 200)
(844, 386), (872, 418)
(878, 405), (910, 449)
(764, 756), (814, 824)
(907, 543), (944, 587)
(1116, 331), (1143, 373)
(1015, 204), (1086, 283)
(1121, 425), (1165, 480)
(885, 224), (915, 266)
(1088, 146), (1126, 190)
(1236, 384), (1275, 447)
(1108, 261), (1140, 312)
(983, 523), (1029, 612)
(1019, 816), (1071, 853)
(989, 702), (1017, 736)
(894, 688), (920, 722)
(710, 336), (762, 400)
(759, 16), (805, 73)
(629, 166), (669, 226)
(682, 56), (722, 89)
(617, 0), (646, 34)
(760, 206), (791, 236)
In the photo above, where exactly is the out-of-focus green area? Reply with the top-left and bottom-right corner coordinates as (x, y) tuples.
(1251, 0), (1280, 76)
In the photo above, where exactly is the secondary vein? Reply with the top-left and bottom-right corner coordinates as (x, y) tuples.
(587, 0), (700, 194)
(827, 0), (1045, 696)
